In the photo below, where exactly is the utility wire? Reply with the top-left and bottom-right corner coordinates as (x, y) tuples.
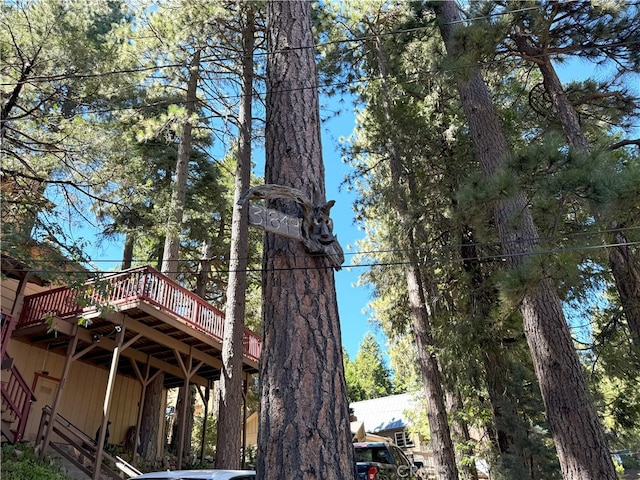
(2, 4), (638, 104)
(0, 4), (545, 86)
(13, 225), (640, 263)
(3, 37), (638, 119)
(10, 237), (640, 276)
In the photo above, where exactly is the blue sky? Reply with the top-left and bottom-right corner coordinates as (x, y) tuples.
(321, 56), (640, 361)
(74, 54), (639, 365)
(318, 97), (380, 360)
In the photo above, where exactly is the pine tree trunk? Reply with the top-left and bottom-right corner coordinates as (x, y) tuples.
(257, 2), (354, 479)
(433, 2), (617, 479)
(195, 241), (212, 299)
(122, 233), (135, 270)
(535, 56), (640, 356)
(445, 390), (478, 480)
(371, 29), (459, 480)
(161, 50), (200, 281)
(461, 233), (533, 478)
(609, 232), (640, 349)
(216, 8), (255, 470)
(407, 261), (459, 480)
(139, 372), (164, 462)
(171, 385), (194, 458)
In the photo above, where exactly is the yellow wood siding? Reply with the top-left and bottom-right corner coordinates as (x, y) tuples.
(1, 278), (59, 316)
(1, 279), (17, 313)
(245, 412), (258, 447)
(7, 340), (142, 447)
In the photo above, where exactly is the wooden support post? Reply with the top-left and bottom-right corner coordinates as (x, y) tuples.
(92, 326), (132, 480)
(242, 372), (249, 468)
(10, 272), (30, 319)
(176, 348), (192, 470)
(39, 326), (79, 460)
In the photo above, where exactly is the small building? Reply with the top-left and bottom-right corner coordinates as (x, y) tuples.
(1, 253), (261, 479)
(244, 393), (433, 468)
(349, 393), (432, 468)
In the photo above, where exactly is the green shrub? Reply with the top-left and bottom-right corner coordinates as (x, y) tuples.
(1, 444), (70, 480)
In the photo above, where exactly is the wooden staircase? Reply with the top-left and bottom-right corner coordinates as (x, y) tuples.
(1, 312), (35, 444)
(1, 395), (18, 443)
(36, 406), (125, 480)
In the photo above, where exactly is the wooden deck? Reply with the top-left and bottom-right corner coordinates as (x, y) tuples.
(13, 266), (261, 388)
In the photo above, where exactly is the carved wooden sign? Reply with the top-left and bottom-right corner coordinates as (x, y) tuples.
(239, 184), (345, 271)
(248, 204), (302, 240)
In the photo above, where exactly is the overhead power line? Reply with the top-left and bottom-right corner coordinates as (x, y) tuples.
(0, 4), (545, 86)
(2, 2), (637, 93)
(3, 37), (638, 120)
(15, 223), (640, 262)
(10, 231), (640, 276)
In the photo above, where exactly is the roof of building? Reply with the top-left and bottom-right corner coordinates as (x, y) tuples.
(349, 393), (421, 433)
(1, 253), (50, 286)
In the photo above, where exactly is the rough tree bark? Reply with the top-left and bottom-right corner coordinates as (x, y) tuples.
(216, 7), (256, 469)
(195, 241), (212, 299)
(461, 232), (533, 478)
(370, 27), (459, 480)
(513, 30), (640, 355)
(161, 49), (200, 281)
(171, 384), (194, 459)
(121, 233), (135, 270)
(433, 2), (617, 479)
(138, 372), (164, 462)
(256, 1), (354, 479)
(407, 260), (458, 480)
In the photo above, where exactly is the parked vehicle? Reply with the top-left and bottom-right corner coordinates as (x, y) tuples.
(130, 470), (256, 480)
(354, 441), (417, 480)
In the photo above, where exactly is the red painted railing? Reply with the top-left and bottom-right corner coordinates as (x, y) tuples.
(1, 360), (35, 443)
(18, 266), (261, 363)
(19, 287), (82, 328)
(1, 312), (17, 359)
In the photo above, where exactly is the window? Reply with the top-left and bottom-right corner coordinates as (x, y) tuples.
(394, 430), (413, 448)
(390, 445), (412, 467)
(354, 447), (373, 463)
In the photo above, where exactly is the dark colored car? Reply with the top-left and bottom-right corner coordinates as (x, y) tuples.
(354, 441), (417, 480)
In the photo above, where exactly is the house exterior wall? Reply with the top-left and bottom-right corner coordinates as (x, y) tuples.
(245, 411), (258, 447)
(1, 277), (56, 315)
(373, 427), (425, 463)
(2, 276), (167, 458)
(6, 339), (143, 447)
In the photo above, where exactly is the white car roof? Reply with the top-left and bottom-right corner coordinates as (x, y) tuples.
(131, 469), (256, 480)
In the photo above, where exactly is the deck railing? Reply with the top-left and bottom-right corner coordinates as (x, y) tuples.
(18, 266), (261, 362)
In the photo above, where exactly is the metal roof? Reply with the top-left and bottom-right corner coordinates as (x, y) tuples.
(349, 393), (421, 433)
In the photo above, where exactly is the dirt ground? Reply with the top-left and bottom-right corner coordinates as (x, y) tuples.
(625, 469), (640, 479)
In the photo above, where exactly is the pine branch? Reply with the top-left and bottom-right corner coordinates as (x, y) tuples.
(609, 138), (640, 151)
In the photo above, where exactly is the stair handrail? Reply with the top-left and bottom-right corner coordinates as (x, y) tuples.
(37, 405), (124, 479)
(1, 312), (17, 359)
(0, 360), (36, 443)
(115, 455), (143, 478)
